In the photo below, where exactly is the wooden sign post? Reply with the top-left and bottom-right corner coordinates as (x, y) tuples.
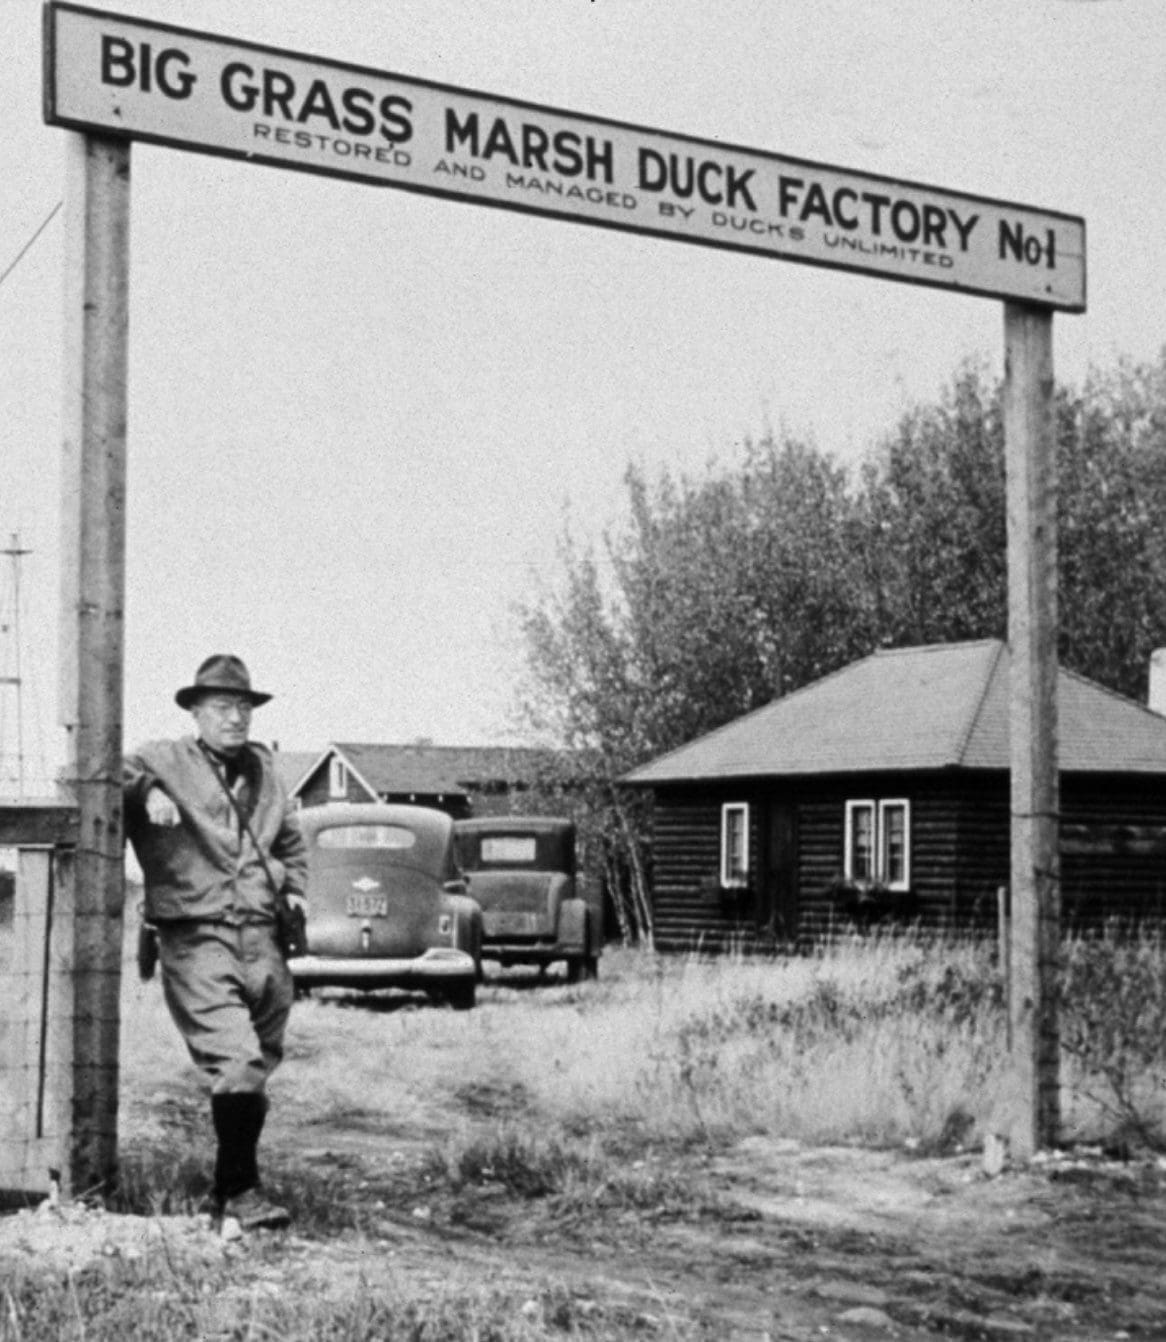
(1002, 303), (1060, 1157)
(57, 130), (130, 1196)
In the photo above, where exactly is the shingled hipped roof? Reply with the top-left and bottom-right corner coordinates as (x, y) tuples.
(625, 640), (1166, 785)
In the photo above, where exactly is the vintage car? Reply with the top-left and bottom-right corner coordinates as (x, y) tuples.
(453, 816), (603, 981)
(289, 802), (483, 1009)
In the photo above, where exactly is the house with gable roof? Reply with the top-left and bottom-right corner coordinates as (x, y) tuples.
(289, 741), (561, 820)
(623, 639), (1166, 949)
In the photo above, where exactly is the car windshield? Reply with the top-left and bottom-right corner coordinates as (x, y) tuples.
(458, 825), (574, 873)
(316, 825), (418, 850)
(480, 836), (538, 865)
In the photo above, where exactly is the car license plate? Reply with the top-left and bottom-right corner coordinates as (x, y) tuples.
(346, 892), (388, 917)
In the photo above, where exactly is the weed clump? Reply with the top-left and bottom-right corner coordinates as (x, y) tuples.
(107, 1146), (211, 1218)
(1060, 931), (1166, 1151)
(427, 1128), (586, 1198)
(420, 1126), (716, 1224)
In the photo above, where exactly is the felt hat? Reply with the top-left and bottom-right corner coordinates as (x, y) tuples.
(175, 654), (273, 710)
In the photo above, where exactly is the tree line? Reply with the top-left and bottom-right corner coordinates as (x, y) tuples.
(513, 352), (1166, 943)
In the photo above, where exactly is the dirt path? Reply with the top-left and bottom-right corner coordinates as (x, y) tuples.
(4, 1110), (1164, 1337)
(240, 1135), (1166, 1339)
(4, 964), (1166, 1338)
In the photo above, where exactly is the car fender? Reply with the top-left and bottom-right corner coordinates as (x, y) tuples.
(446, 893), (483, 966)
(557, 897), (589, 954)
(580, 874), (605, 958)
(546, 871), (573, 927)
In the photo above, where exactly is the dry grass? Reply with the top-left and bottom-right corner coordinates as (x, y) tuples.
(107, 935), (1017, 1247)
(5, 926), (1166, 1339)
(19, 927), (1166, 1185)
(1, 1263), (644, 1342)
(118, 931), (1158, 1166)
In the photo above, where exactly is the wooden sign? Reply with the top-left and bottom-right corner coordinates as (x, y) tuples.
(45, 2), (1086, 310)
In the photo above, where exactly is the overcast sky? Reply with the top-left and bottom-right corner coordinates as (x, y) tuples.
(1, 0), (1163, 789)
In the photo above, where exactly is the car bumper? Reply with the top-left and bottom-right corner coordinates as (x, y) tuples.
(482, 911), (553, 939)
(289, 946), (476, 983)
(482, 941), (575, 964)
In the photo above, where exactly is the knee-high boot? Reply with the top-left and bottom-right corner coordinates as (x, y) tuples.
(243, 1091), (268, 1191)
(211, 1092), (266, 1202)
(212, 1092), (289, 1229)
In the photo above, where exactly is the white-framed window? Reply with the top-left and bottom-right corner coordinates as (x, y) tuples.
(720, 803), (750, 887)
(328, 756), (348, 800)
(844, 800), (875, 883)
(844, 798), (910, 889)
(878, 799), (911, 890)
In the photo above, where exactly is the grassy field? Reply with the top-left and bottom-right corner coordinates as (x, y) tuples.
(3, 930), (1166, 1339)
(122, 933), (1016, 1162)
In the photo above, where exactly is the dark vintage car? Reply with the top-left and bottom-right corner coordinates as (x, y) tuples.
(289, 802), (483, 1009)
(454, 816), (603, 982)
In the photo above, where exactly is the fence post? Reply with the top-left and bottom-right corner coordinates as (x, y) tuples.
(0, 807), (80, 1202)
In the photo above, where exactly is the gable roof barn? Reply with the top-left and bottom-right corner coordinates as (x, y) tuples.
(290, 741), (567, 818)
(331, 742), (558, 797)
(625, 639), (1166, 785)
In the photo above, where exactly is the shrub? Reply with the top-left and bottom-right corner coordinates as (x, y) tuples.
(1060, 931), (1166, 1151)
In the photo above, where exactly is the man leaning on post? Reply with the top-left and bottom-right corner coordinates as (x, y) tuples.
(124, 654), (307, 1231)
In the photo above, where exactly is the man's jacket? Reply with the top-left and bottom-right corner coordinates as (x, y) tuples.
(124, 736), (307, 925)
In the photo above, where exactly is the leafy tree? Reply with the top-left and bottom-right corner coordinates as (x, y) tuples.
(857, 361), (1007, 647)
(860, 352), (1166, 700)
(613, 440), (873, 743)
(1058, 355), (1166, 699)
(515, 542), (655, 943)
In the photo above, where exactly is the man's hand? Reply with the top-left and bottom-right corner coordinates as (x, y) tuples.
(285, 893), (308, 917)
(145, 786), (180, 827)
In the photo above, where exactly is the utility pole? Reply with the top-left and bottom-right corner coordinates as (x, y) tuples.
(0, 533), (32, 796)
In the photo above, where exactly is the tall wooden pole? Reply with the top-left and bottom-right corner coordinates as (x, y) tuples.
(0, 535), (33, 794)
(1002, 302), (1060, 1159)
(58, 131), (130, 1195)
